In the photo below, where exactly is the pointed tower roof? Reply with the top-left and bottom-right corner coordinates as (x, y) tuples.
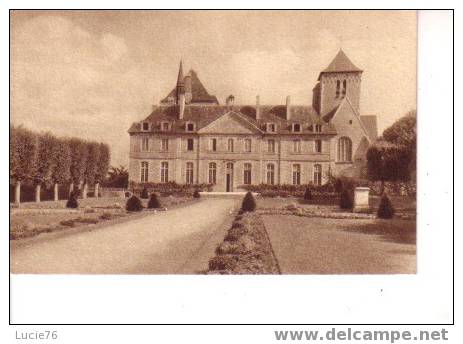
(318, 50), (362, 80)
(176, 60), (184, 86)
(160, 66), (219, 105)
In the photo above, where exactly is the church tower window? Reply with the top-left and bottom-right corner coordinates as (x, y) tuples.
(342, 79), (347, 97)
(336, 80), (341, 98)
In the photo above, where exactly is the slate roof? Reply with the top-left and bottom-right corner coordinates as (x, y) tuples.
(128, 105), (337, 135)
(160, 69), (219, 105)
(360, 115), (378, 142)
(318, 50), (363, 80)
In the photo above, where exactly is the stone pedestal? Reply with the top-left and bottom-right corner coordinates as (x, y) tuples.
(353, 187), (370, 213)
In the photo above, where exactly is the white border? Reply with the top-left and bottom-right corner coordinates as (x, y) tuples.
(4, 9), (454, 327)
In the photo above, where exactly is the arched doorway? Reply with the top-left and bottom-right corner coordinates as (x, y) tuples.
(226, 162), (234, 192)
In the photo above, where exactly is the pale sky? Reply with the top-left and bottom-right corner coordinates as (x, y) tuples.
(11, 10), (416, 166)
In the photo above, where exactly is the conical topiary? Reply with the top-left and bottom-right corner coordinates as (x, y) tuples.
(241, 191), (256, 212)
(126, 195), (143, 212)
(377, 193), (395, 219)
(66, 191), (79, 209)
(304, 186), (312, 201)
(140, 187), (149, 199)
(147, 193), (162, 209)
(339, 189), (353, 210)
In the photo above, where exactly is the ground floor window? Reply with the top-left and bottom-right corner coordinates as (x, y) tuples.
(208, 162), (217, 184)
(266, 163), (275, 185)
(161, 162), (169, 183)
(313, 164), (322, 186)
(140, 161), (148, 182)
(186, 162), (194, 184)
(292, 164), (301, 185)
(243, 163), (252, 184)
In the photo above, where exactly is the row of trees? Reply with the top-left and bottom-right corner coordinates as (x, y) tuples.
(10, 126), (110, 204)
(366, 110), (417, 193)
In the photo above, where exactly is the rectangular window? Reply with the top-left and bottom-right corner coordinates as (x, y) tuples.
(268, 139), (275, 153)
(293, 123), (301, 132)
(140, 161), (148, 182)
(314, 139), (322, 153)
(228, 138), (234, 152)
(210, 138), (217, 151)
(186, 162), (194, 184)
(142, 122), (150, 131)
(243, 163), (252, 185)
(266, 164), (275, 185)
(293, 139), (301, 153)
(208, 163), (217, 184)
(161, 122), (170, 131)
(161, 138), (169, 151)
(161, 162), (169, 183)
(187, 138), (194, 151)
(267, 123), (276, 132)
(141, 137), (149, 151)
(244, 139), (252, 153)
(186, 123), (195, 132)
(313, 164), (322, 186)
(314, 124), (322, 133)
(292, 164), (301, 185)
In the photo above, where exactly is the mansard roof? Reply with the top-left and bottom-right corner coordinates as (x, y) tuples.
(318, 50), (363, 80)
(128, 104), (337, 135)
(160, 69), (219, 105)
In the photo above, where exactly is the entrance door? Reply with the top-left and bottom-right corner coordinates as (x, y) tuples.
(226, 162), (234, 192)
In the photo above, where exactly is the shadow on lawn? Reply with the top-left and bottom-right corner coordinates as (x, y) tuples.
(341, 219), (416, 246)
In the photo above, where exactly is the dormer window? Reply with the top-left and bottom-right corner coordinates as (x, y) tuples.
(292, 123), (301, 133)
(266, 123), (276, 133)
(186, 122), (195, 132)
(314, 124), (322, 133)
(142, 122), (150, 131)
(160, 122), (170, 131)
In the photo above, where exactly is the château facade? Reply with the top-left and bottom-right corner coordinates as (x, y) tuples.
(128, 50), (378, 192)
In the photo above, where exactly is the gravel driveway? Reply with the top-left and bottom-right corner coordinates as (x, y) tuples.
(263, 215), (416, 274)
(10, 199), (237, 274)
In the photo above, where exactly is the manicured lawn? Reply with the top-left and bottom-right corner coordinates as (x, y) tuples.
(262, 214), (416, 274)
(10, 196), (194, 240)
(257, 195), (416, 216)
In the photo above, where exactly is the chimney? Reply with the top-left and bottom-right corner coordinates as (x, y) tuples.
(179, 93), (185, 120)
(286, 95), (291, 120)
(256, 95), (261, 120)
(226, 95), (235, 108)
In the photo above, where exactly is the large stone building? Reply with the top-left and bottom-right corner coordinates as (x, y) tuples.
(128, 50), (377, 191)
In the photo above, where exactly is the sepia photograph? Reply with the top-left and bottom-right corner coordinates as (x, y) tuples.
(10, 10), (417, 276)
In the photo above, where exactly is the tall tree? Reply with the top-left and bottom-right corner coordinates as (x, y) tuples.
(382, 110), (417, 179)
(95, 143), (110, 197)
(10, 126), (38, 204)
(33, 132), (57, 202)
(82, 141), (100, 198)
(50, 137), (71, 201)
(68, 138), (89, 196)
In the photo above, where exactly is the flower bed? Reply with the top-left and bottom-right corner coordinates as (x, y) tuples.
(207, 212), (280, 274)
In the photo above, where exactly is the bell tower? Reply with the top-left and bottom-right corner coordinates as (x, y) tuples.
(317, 50), (363, 116)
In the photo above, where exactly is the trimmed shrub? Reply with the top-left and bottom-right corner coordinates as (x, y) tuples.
(304, 187), (312, 200)
(339, 189), (353, 210)
(66, 192), (78, 209)
(126, 195), (143, 212)
(140, 187), (149, 199)
(147, 193), (162, 209)
(241, 191), (256, 212)
(193, 189), (201, 198)
(377, 193), (395, 219)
